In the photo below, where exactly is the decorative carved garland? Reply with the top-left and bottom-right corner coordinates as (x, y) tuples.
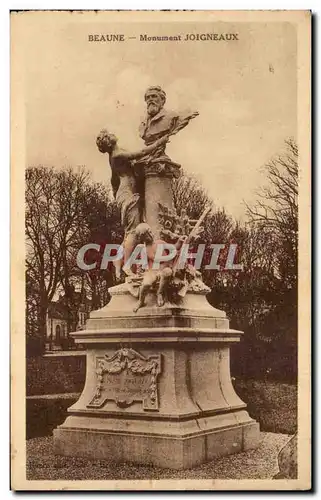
(88, 348), (161, 410)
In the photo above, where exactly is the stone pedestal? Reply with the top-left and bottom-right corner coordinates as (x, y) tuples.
(53, 285), (260, 469)
(144, 174), (174, 237)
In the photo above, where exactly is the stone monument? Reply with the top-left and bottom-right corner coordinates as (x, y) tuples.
(53, 87), (260, 469)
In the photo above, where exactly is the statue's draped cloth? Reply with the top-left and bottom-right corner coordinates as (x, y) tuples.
(115, 175), (140, 235)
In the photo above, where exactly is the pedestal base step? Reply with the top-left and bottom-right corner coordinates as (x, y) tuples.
(54, 419), (260, 470)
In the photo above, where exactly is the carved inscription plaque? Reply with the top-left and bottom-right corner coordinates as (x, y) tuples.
(87, 348), (162, 411)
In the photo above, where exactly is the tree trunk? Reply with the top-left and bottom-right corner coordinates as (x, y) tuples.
(37, 299), (48, 356)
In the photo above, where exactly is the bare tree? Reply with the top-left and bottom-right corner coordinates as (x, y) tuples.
(25, 165), (119, 351)
(246, 138), (298, 290)
(64, 180), (122, 312)
(172, 171), (212, 219)
(26, 166), (63, 350)
(224, 139), (299, 380)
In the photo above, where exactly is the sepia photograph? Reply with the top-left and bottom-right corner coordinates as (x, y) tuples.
(10, 10), (311, 491)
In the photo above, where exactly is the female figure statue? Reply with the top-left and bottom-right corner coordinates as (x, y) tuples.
(96, 129), (168, 277)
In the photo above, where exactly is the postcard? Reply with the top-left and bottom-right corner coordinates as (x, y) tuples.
(11, 10), (311, 491)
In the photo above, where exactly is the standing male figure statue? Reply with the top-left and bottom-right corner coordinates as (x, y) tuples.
(138, 86), (199, 237)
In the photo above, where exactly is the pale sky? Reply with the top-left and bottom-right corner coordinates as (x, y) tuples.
(25, 16), (297, 219)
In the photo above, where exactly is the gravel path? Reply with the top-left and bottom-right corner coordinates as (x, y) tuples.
(27, 432), (291, 480)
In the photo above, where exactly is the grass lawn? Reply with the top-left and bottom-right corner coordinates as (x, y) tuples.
(233, 379), (297, 435)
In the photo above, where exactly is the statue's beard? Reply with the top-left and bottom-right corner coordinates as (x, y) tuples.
(147, 102), (161, 117)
